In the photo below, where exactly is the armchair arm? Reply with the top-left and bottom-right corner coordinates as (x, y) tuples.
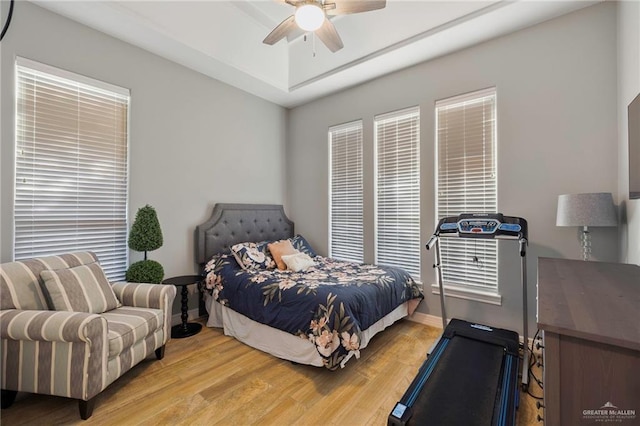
(0, 309), (108, 401)
(111, 282), (176, 309)
(0, 309), (104, 343)
(111, 282), (176, 343)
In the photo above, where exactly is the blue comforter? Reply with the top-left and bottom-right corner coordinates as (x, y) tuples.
(203, 254), (423, 370)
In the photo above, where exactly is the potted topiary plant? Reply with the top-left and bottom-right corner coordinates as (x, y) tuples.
(126, 204), (165, 284)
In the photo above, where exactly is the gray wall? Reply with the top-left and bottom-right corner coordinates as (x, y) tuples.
(0, 1), (633, 333)
(0, 2), (287, 315)
(287, 2), (620, 335)
(617, 0), (640, 264)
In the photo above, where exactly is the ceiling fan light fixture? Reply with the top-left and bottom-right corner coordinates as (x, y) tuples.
(295, 3), (325, 32)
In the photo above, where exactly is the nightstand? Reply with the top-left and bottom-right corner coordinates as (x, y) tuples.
(162, 275), (203, 338)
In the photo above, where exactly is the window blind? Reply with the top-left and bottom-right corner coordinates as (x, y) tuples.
(435, 88), (497, 290)
(329, 121), (364, 262)
(375, 107), (420, 279)
(15, 58), (130, 281)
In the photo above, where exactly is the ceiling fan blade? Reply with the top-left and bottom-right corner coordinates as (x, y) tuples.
(326, 0), (386, 15)
(285, 25), (305, 42)
(315, 19), (344, 52)
(263, 15), (297, 45)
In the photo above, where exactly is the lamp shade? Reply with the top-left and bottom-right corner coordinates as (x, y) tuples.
(556, 192), (617, 227)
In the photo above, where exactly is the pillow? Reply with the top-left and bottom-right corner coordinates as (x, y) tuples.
(281, 252), (316, 272)
(290, 234), (317, 257)
(268, 239), (299, 270)
(231, 241), (275, 270)
(40, 262), (121, 314)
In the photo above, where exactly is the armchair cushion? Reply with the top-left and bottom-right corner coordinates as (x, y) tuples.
(40, 263), (121, 314)
(111, 282), (176, 343)
(102, 307), (163, 358)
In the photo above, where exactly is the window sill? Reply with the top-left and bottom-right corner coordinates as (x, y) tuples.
(430, 283), (502, 306)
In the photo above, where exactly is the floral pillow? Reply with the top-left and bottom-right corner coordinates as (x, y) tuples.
(230, 241), (275, 270)
(290, 234), (317, 257)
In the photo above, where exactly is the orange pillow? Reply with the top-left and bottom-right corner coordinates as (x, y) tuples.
(268, 239), (299, 270)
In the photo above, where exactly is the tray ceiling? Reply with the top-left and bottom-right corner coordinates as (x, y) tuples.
(32, 0), (599, 107)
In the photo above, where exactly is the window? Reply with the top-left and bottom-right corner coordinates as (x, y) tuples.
(15, 58), (130, 280)
(435, 88), (498, 293)
(375, 107), (420, 279)
(329, 121), (363, 263)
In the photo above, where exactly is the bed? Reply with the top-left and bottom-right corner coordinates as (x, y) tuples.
(196, 203), (423, 370)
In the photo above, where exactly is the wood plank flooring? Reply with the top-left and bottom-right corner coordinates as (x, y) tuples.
(1, 319), (544, 425)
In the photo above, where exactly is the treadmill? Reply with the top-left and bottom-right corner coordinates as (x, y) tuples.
(389, 213), (528, 426)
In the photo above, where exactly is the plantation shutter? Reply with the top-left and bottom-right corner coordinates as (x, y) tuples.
(15, 57), (130, 280)
(329, 121), (364, 263)
(435, 88), (497, 290)
(375, 107), (420, 279)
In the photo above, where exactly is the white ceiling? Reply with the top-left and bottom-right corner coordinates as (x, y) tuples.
(32, 0), (599, 108)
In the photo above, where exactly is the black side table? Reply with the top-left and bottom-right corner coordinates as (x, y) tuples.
(162, 275), (203, 338)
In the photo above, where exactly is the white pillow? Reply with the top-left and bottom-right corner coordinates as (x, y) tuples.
(281, 252), (316, 272)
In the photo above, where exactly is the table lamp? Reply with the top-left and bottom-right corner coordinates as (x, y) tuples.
(556, 192), (617, 261)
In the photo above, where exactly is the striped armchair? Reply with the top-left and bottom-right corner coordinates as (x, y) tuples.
(0, 252), (176, 419)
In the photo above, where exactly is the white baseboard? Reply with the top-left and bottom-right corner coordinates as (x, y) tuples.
(406, 311), (444, 329)
(171, 308), (200, 327)
(405, 312), (540, 354)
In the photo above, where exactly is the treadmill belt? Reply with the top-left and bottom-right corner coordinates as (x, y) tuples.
(409, 336), (505, 425)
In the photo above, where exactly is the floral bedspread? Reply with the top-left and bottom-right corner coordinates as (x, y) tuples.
(202, 254), (423, 370)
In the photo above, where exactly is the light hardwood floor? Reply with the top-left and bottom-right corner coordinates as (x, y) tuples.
(1, 319), (544, 425)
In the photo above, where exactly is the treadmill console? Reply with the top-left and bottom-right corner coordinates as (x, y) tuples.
(436, 213), (527, 240)
(457, 218), (501, 235)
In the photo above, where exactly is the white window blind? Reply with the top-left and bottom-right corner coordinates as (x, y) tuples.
(15, 58), (130, 280)
(435, 88), (498, 290)
(329, 121), (364, 263)
(375, 107), (420, 279)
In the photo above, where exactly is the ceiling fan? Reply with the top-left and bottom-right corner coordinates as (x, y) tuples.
(263, 0), (386, 53)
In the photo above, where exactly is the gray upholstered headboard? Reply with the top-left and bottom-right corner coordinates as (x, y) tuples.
(195, 203), (294, 265)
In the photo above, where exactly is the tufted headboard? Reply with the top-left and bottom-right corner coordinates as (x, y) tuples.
(195, 203), (294, 265)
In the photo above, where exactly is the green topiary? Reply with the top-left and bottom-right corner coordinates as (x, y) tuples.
(127, 205), (164, 283)
(128, 205), (163, 259)
(125, 260), (164, 284)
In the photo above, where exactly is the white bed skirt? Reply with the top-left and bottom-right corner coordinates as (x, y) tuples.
(204, 293), (411, 368)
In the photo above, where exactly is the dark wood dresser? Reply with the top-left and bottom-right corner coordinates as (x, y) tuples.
(537, 257), (640, 426)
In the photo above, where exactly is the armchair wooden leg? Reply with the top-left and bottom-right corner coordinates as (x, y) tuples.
(79, 397), (96, 420)
(155, 345), (165, 360)
(1, 390), (17, 409)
